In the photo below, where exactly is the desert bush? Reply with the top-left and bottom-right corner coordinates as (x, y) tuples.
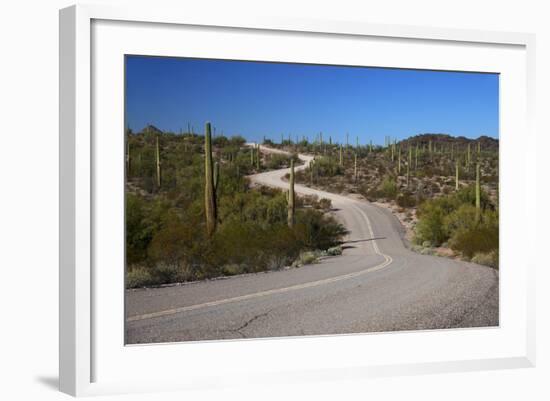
(448, 210), (498, 258)
(296, 251), (319, 266)
(126, 267), (155, 288)
(414, 185), (498, 255)
(311, 156), (343, 177)
(327, 246), (343, 256)
(396, 191), (416, 207)
(471, 250), (499, 269)
(293, 209), (348, 251)
(318, 198), (332, 210)
(414, 202), (448, 246)
(379, 175), (398, 199)
(265, 153), (295, 170)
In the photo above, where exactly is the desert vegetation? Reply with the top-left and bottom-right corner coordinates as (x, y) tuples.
(283, 133), (499, 267)
(125, 124), (347, 288)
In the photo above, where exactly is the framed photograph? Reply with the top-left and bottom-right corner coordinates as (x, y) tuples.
(59, 4), (536, 397)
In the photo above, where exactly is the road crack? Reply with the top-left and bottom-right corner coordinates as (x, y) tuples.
(229, 309), (273, 338)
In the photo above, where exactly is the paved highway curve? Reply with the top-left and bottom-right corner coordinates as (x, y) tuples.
(126, 146), (498, 344)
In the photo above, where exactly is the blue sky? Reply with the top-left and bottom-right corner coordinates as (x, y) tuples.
(125, 55), (499, 144)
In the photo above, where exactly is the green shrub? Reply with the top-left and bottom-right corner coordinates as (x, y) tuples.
(396, 191), (416, 207)
(293, 209), (348, 251)
(327, 245), (343, 256)
(471, 250), (499, 269)
(414, 186), (498, 253)
(126, 267), (155, 288)
(448, 223), (498, 259)
(318, 198), (332, 210)
(379, 176), (398, 199)
(310, 156), (343, 177)
(414, 202), (448, 246)
(293, 250), (327, 266)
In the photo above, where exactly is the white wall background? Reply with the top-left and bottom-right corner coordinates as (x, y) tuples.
(0, 0), (547, 400)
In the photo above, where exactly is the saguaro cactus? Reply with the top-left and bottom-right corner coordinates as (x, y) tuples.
(256, 144), (260, 170)
(406, 147), (411, 187)
(475, 162), (481, 221)
(455, 159), (459, 191)
(204, 122), (217, 237)
(398, 145), (402, 174)
(339, 144), (343, 166)
(287, 159), (295, 227)
(155, 135), (161, 188)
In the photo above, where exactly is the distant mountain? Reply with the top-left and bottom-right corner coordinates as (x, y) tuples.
(140, 124), (163, 135)
(400, 133), (498, 151)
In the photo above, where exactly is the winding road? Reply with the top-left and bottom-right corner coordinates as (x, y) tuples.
(126, 146), (498, 344)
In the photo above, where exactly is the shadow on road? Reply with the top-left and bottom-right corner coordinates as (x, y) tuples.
(342, 237), (386, 244)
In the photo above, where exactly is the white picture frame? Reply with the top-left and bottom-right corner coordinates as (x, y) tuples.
(59, 3), (536, 397)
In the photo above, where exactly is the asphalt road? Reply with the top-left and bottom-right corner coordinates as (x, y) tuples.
(126, 146), (498, 344)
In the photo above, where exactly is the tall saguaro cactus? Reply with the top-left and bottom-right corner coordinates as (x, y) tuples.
(406, 147), (411, 187)
(339, 144), (343, 166)
(398, 145), (402, 174)
(256, 144), (260, 170)
(455, 159), (459, 191)
(155, 135), (161, 188)
(287, 159), (295, 227)
(204, 122), (217, 237)
(475, 162), (481, 221)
